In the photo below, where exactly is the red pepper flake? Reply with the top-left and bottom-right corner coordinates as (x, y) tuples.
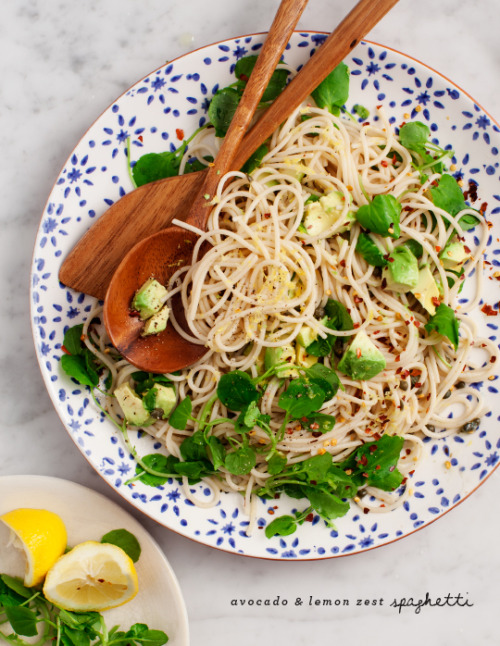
(431, 297), (441, 307)
(356, 348), (362, 358)
(358, 454), (368, 466)
(339, 259), (346, 267)
(138, 135), (143, 142)
(481, 304), (498, 316)
(414, 320), (421, 328)
(435, 245), (441, 252)
(263, 213), (271, 219)
(61, 345), (71, 355)
(305, 513), (314, 522)
(396, 367), (403, 375)
(176, 128), (184, 141)
(395, 355), (401, 362)
(354, 295), (363, 304)
(480, 202), (488, 214)
(268, 509), (275, 515)
(414, 382), (422, 388)
(362, 472), (369, 478)
(388, 256), (395, 263)
(353, 322), (360, 328)
(363, 121), (370, 126)
(381, 160), (388, 167)
(464, 245), (471, 253)
(392, 153), (397, 164)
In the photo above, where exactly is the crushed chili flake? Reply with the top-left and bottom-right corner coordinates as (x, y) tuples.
(435, 245), (441, 252)
(481, 304), (498, 316)
(138, 135), (143, 142)
(381, 160), (388, 167)
(339, 259), (346, 267)
(175, 129), (184, 140)
(356, 348), (362, 358)
(431, 297), (441, 307)
(305, 513), (314, 522)
(61, 345), (71, 355)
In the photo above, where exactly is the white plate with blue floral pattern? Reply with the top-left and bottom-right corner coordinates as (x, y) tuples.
(31, 33), (500, 560)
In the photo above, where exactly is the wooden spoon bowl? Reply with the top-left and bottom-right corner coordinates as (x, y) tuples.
(103, 227), (208, 372)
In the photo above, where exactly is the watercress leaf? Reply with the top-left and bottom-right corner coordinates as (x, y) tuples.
(236, 400), (266, 432)
(301, 453), (333, 483)
(59, 624), (92, 646)
(355, 232), (388, 267)
(208, 87), (241, 137)
(342, 434), (404, 491)
(304, 363), (341, 399)
(225, 446), (257, 475)
(301, 485), (350, 520)
(355, 194), (401, 238)
(267, 452), (287, 475)
(457, 212), (481, 231)
(135, 453), (179, 486)
(424, 303), (460, 350)
(63, 324), (85, 356)
(311, 62), (350, 116)
(264, 514), (298, 539)
(398, 121), (430, 154)
(142, 387), (158, 413)
(401, 238), (423, 258)
(207, 436), (226, 470)
(101, 529), (141, 563)
(5, 606), (38, 637)
(305, 333), (335, 358)
(84, 349), (100, 385)
(234, 55), (290, 102)
(180, 431), (207, 462)
(278, 379), (325, 419)
(60, 354), (98, 387)
(132, 146), (186, 187)
(168, 397), (192, 430)
(217, 371), (260, 411)
(326, 464), (356, 498)
(0, 575), (31, 599)
(301, 412), (336, 433)
(241, 144), (268, 174)
(58, 609), (100, 630)
(173, 459), (212, 481)
(324, 299), (354, 331)
(429, 173), (466, 218)
(122, 624), (169, 646)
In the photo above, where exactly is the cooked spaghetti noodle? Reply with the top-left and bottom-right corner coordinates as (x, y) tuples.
(83, 101), (498, 527)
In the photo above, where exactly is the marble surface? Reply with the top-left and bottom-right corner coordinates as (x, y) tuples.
(2, 1), (499, 644)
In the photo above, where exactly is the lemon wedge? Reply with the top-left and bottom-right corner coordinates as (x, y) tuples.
(43, 540), (139, 611)
(0, 508), (67, 587)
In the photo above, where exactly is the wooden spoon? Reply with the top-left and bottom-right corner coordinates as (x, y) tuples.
(106, 0), (400, 373)
(59, 0), (400, 301)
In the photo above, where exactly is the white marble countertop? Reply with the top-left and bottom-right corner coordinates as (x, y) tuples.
(2, 1), (499, 644)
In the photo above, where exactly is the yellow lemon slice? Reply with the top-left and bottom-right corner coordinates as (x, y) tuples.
(0, 508), (67, 587)
(43, 540), (139, 611)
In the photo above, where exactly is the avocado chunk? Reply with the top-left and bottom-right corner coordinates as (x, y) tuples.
(337, 331), (386, 380)
(302, 191), (353, 236)
(296, 344), (318, 369)
(132, 277), (168, 320)
(296, 325), (318, 348)
(439, 241), (469, 270)
(141, 304), (170, 336)
(382, 246), (419, 293)
(411, 264), (440, 315)
(114, 382), (150, 426)
(153, 384), (177, 419)
(264, 345), (297, 378)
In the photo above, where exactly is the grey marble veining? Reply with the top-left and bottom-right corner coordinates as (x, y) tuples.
(1, 1), (499, 644)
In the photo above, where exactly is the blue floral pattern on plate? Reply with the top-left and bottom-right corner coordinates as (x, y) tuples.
(31, 34), (500, 559)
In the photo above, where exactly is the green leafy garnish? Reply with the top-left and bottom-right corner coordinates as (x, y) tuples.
(132, 145), (186, 187)
(101, 529), (141, 563)
(429, 174), (480, 230)
(216, 371), (260, 411)
(0, 574), (168, 646)
(305, 299), (354, 357)
(234, 55), (290, 102)
(355, 194), (401, 238)
(424, 303), (460, 350)
(311, 62), (350, 116)
(399, 121), (430, 154)
(355, 232), (388, 267)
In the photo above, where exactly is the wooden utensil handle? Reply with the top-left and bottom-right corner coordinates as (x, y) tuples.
(232, 0), (400, 169)
(186, 0), (309, 230)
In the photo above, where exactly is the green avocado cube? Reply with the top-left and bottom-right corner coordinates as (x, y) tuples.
(264, 345), (297, 378)
(337, 331), (386, 380)
(439, 241), (469, 270)
(153, 384), (177, 419)
(382, 246), (419, 293)
(141, 304), (170, 336)
(132, 277), (168, 320)
(114, 382), (150, 426)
